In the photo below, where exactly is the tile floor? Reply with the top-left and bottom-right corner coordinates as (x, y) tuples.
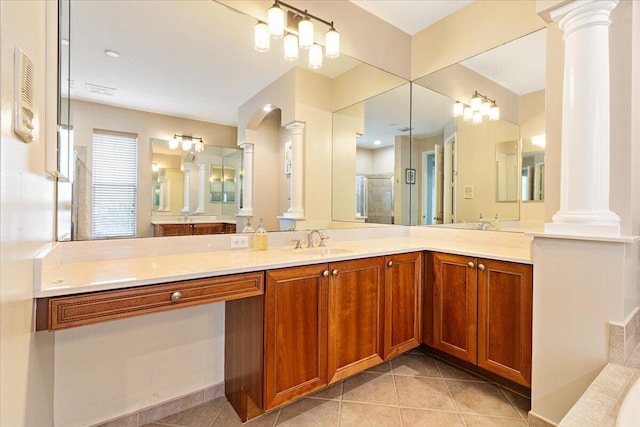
(142, 350), (530, 427)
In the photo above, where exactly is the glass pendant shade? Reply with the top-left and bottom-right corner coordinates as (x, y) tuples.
(325, 27), (340, 58)
(169, 137), (179, 150)
(489, 105), (500, 121)
(254, 22), (270, 52)
(182, 139), (192, 151)
(463, 107), (473, 121)
(472, 110), (482, 124)
(480, 101), (491, 116)
(453, 101), (464, 117)
(308, 43), (323, 69)
(283, 34), (299, 61)
(194, 141), (204, 152)
(267, 4), (285, 39)
(471, 95), (482, 110)
(299, 18), (314, 49)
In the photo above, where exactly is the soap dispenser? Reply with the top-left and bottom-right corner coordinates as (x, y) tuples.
(493, 213), (501, 231)
(255, 218), (268, 250)
(242, 217), (254, 233)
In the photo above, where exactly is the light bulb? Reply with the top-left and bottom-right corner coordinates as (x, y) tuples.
(308, 43), (323, 69)
(489, 105), (500, 121)
(152, 163), (159, 172)
(325, 27), (340, 58)
(254, 22), (270, 52)
(194, 141), (204, 152)
(453, 101), (464, 117)
(299, 18), (314, 49)
(182, 138), (192, 151)
(463, 107), (473, 121)
(473, 110), (482, 124)
(481, 101), (491, 116)
(169, 137), (179, 150)
(471, 95), (482, 111)
(267, 3), (284, 39)
(283, 34), (299, 61)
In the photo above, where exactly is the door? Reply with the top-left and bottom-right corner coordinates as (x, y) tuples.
(477, 259), (532, 387)
(264, 265), (329, 409)
(434, 144), (444, 224)
(432, 252), (477, 363)
(384, 252), (422, 359)
(443, 135), (456, 224)
(328, 257), (385, 383)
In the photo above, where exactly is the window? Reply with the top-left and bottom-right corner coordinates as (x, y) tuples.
(92, 130), (138, 238)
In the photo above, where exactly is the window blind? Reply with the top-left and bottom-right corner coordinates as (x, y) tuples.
(92, 130), (138, 238)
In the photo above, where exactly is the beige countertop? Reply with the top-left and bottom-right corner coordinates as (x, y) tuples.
(35, 227), (533, 298)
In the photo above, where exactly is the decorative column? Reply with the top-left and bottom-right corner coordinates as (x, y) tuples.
(283, 121), (305, 219)
(238, 142), (254, 217)
(195, 163), (206, 214)
(546, 0), (620, 236)
(157, 176), (166, 211)
(181, 168), (190, 214)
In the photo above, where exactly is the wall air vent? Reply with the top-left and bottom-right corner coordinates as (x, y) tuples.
(85, 83), (116, 96)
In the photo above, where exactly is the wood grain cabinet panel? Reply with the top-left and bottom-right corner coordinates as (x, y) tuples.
(37, 272), (263, 331)
(154, 222), (236, 236)
(432, 252), (478, 364)
(264, 265), (329, 410)
(328, 257), (385, 383)
(192, 223), (225, 235)
(384, 252), (422, 359)
(477, 259), (532, 387)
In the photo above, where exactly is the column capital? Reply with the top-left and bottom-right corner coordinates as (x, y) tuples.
(285, 121), (305, 133)
(551, 0), (617, 37)
(239, 142), (254, 153)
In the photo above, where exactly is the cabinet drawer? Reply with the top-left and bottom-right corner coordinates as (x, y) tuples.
(37, 272), (263, 331)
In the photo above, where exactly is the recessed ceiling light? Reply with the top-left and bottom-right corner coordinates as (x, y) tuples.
(104, 49), (120, 58)
(61, 38), (70, 46)
(373, 140), (381, 146)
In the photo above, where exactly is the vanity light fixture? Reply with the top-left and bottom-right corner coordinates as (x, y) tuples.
(531, 134), (546, 148)
(256, 0), (340, 69)
(169, 134), (204, 153)
(453, 90), (500, 124)
(152, 163), (159, 172)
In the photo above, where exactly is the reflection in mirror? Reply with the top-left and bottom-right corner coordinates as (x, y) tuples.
(521, 136), (545, 201)
(59, 0), (407, 240)
(412, 29), (546, 228)
(332, 84), (410, 225)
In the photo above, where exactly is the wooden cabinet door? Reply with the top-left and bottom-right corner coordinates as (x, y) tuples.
(328, 257), (385, 383)
(384, 252), (422, 359)
(157, 223), (192, 236)
(477, 259), (532, 387)
(264, 264), (329, 410)
(192, 223), (225, 235)
(432, 252), (478, 364)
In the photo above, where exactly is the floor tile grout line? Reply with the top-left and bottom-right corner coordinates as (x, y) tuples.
(336, 381), (344, 427)
(271, 407), (282, 426)
(436, 361), (467, 427)
(206, 401), (226, 427)
(390, 363), (404, 427)
(498, 386), (529, 424)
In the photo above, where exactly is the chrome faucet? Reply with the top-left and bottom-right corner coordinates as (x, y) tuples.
(306, 230), (329, 248)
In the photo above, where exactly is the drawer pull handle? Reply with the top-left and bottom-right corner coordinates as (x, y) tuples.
(478, 264), (486, 271)
(332, 269), (338, 277)
(387, 261), (393, 268)
(170, 291), (183, 302)
(323, 270), (329, 278)
(468, 261), (475, 269)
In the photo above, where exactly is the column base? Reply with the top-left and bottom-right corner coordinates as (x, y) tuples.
(277, 215), (307, 231)
(237, 209), (253, 217)
(281, 211), (305, 219)
(546, 210), (621, 236)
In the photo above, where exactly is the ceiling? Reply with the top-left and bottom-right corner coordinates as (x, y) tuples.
(350, 0), (473, 35)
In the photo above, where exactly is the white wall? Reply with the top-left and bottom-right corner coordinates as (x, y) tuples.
(356, 148), (374, 175)
(0, 1), (55, 426)
(372, 146), (395, 175)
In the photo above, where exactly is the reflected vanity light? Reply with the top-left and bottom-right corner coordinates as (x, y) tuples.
(170, 134), (204, 152)
(152, 163), (159, 172)
(532, 134), (546, 148)
(454, 90), (500, 124)
(257, 0), (339, 68)
(373, 140), (381, 146)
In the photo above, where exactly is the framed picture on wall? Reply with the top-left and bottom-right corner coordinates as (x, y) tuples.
(284, 142), (292, 175)
(405, 168), (416, 184)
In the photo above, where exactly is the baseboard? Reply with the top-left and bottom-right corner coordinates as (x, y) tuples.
(609, 307), (640, 364)
(528, 411), (557, 427)
(91, 382), (225, 427)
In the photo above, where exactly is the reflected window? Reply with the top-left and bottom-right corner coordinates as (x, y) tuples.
(91, 130), (138, 238)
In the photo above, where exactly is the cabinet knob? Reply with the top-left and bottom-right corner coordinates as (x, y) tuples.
(332, 269), (338, 277)
(323, 270), (329, 278)
(387, 261), (393, 268)
(467, 261), (475, 269)
(170, 291), (183, 302)
(478, 264), (486, 271)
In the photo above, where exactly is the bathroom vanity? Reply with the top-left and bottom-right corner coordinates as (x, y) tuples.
(34, 227), (532, 423)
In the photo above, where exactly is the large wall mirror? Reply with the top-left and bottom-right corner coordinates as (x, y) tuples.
(412, 29), (546, 228)
(57, 0), (409, 240)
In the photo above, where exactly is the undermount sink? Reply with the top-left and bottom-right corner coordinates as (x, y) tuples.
(299, 247), (353, 256)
